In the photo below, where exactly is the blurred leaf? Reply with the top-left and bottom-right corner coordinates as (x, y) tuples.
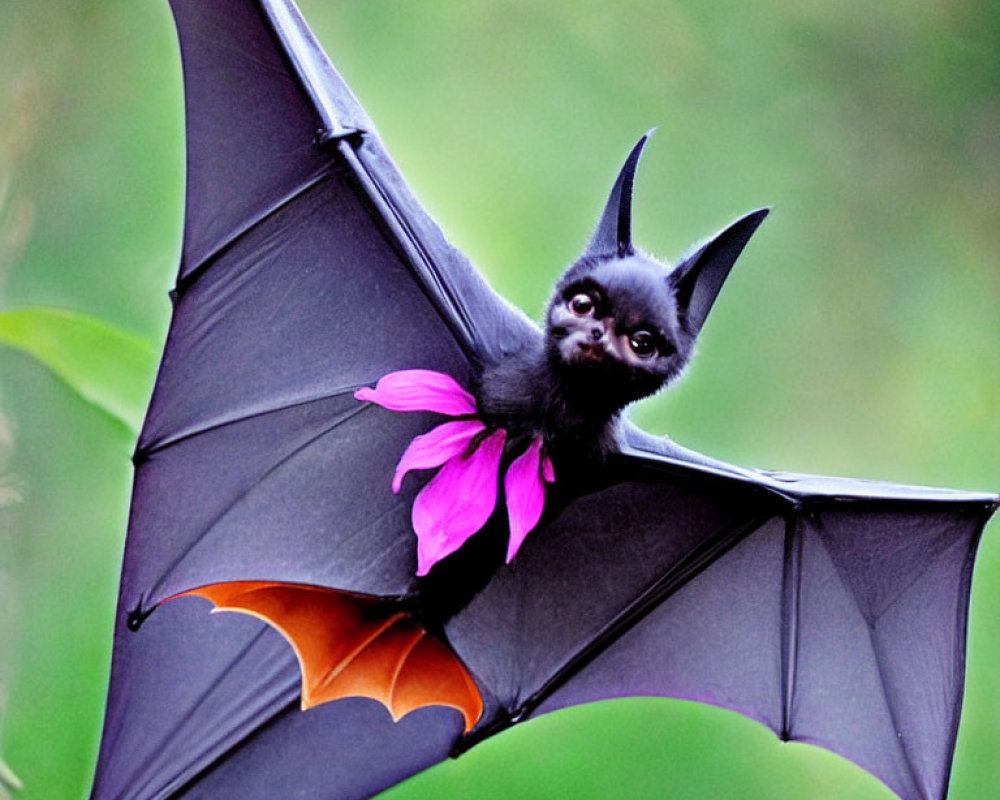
(0, 756), (22, 796)
(0, 307), (156, 437)
(0, 687), (21, 797)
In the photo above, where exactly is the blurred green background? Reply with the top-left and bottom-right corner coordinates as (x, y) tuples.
(0, 0), (997, 798)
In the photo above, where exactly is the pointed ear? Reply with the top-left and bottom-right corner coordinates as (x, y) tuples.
(671, 208), (770, 335)
(585, 131), (655, 258)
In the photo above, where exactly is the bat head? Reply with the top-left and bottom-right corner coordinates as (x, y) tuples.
(545, 133), (770, 410)
(546, 252), (691, 406)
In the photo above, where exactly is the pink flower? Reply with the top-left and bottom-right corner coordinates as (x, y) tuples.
(411, 429), (507, 575)
(355, 369), (554, 574)
(503, 436), (556, 563)
(354, 370), (476, 416)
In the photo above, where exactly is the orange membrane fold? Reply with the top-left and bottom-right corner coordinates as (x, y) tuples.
(176, 581), (483, 734)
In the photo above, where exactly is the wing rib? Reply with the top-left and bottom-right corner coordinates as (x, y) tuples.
(779, 514), (803, 741)
(174, 582), (483, 733)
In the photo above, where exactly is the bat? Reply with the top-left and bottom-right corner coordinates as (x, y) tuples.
(88, 1), (998, 799)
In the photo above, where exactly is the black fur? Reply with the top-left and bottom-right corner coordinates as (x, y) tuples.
(467, 136), (773, 472)
(475, 250), (695, 466)
(418, 144), (767, 609)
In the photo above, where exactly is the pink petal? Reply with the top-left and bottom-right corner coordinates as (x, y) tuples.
(392, 419), (486, 493)
(354, 369), (477, 416)
(541, 452), (555, 483)
(503, 436), (549, 563)
(412, 429), (507, 576)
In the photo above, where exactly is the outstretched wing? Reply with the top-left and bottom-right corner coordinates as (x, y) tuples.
(92, 0), (535, 797)
(444, 425), (995, 800)
(92, 2), (997, 800)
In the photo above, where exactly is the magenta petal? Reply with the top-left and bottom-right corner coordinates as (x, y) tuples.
(503, 436), (548, 563)
(541, 452), (555, 483)
(412, 429), (506, 576)
(354, 369), (477, 416)
(391, 419), (486, 493)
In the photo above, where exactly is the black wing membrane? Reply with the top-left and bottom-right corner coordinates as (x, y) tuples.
(92, 0), (534, 797)
(507, 428), (996, 800)
(93, 1), (998, 799)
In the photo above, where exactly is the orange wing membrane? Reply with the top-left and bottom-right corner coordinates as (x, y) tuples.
(176, 582), (483, 733)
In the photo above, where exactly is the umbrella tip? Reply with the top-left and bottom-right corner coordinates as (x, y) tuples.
(126, 601), (155, 632)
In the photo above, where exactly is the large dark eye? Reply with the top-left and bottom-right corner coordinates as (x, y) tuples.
(569, 293), (595, 316)
(628, 330), (657, 359)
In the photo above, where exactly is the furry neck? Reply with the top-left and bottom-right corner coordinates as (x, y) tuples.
(475, 343), (626, 462)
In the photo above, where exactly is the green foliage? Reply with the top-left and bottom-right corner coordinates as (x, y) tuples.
(0, 308), (156, 437)
(0, 757), (23, 798)
(0, 692), (22, 800)
(0, 1), (996, 799)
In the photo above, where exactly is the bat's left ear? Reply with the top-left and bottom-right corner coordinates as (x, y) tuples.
(584, 131), (655, 259)
(670, 208), (770, 336)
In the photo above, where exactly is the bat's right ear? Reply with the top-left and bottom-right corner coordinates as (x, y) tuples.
(584, 131), (655, 259)
(670, 208), (770, 336)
